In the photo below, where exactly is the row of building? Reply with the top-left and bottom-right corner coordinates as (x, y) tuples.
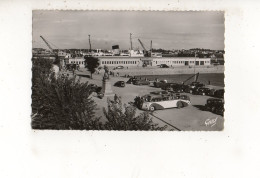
(64, 57), (212, 68)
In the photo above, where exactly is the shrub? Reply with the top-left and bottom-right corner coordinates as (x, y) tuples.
(103, 97), (167, 131)
(31, 58), (102, 130)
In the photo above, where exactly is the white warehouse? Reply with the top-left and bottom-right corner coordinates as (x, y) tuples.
(98, 57), (211, 67)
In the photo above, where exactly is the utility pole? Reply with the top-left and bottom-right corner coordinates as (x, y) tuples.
(130, 33), (133, 50)
(88, 34), (92, 52)
(150, 40), (152, 54)
(194, 52), (197, 76)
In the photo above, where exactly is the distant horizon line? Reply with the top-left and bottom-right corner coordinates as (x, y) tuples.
(32, 47), (225, 51)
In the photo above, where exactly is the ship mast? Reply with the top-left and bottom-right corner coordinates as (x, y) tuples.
(130, 33), (133, 50)
(88, 34), (92, 52)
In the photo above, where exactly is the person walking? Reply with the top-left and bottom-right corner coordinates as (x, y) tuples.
(51, 58), (60, 79)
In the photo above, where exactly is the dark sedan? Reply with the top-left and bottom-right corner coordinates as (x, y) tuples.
(205, 98), (224, 115)
(126, 77), (138, 84)
(194, 87), (211, 96)
(114, 81), (125, 87)
(214, 89), (224, 98)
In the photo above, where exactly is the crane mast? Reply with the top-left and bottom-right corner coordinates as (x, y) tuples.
(40, 36), (54, 53)
(150, 40), (152, 54)
(138, 39), (147, 52)
(130, 33), (133, 50)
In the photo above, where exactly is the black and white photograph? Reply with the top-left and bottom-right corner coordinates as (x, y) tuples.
(32, 11), (225, 131)
(3, 0), (260, 178)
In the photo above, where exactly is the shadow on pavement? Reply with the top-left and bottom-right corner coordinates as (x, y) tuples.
(77, 74), (91, 78)
(193, 105), (207, 111)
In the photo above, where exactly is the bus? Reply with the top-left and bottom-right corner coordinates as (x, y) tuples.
(134, 92), (191, 111)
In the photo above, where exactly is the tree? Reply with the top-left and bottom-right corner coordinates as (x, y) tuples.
(103, 97), (167, 131)
(31, 57), (102, 130)
(84, 56), (100, 79)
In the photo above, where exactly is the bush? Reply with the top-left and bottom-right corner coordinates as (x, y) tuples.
(31, 58), (102, 130)
(103, 97), (167, 130)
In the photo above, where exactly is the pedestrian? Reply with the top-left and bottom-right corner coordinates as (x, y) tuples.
(114, 94), (119, 103)
(51, 58), (60, 79)
(208, 80), (211, 85)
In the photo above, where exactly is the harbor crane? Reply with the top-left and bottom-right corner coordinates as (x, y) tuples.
(138, 38), (152, 57)
(40, 36), (54, 53)
(182, 72), (200, 84)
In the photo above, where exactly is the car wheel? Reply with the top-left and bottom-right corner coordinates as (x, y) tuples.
(149, 106), (155, 111)
(211, 107), (216, 113)
(177, 101), (183, 109)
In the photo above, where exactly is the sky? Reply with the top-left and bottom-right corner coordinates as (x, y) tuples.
(32, 11), (224, 50)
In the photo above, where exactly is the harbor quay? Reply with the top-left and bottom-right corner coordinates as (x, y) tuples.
(73, 68), (224, 131)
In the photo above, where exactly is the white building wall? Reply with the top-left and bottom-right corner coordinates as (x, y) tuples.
(98, 57), (211, 67)
(99, 57), (143, 67)
(152, 57), (211, 66)
(69, 57), (85, 68)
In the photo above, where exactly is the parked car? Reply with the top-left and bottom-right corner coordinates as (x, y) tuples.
(214, 89), (224, 98)
(150, 91), (170, 95)
(205, 98), (224, 115)
(159, 64), (170, 68)
(209, 89), (217, 96)
(114, 66), (124, 69)
(189, 82), (204, 89)
(161, 83), (178, 90)
(114, 81), (125, 87)
(171, 84), (186, 93)
(133, 80), (150, 85)
(154, 80), (168, 88)
(126, 77), (138, 84)
(193, 87), (211, 95)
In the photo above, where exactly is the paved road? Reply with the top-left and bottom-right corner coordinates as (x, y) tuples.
(76, 70), (224, 131)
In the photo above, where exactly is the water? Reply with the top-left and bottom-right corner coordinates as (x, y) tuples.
(136, 73), (225, 87)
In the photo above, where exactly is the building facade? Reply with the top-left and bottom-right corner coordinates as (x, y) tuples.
(98, 57), (211, 67)
(68, 57), (85, 68)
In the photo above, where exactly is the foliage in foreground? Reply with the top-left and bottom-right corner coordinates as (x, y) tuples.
(32, 57), (166, 130)
(103, 97), (167, 131)
(31, 58), (102, 130)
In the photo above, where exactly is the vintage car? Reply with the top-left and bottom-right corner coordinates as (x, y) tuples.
(189, 82), (204, 89)
(159, 64), (170, 68)
(214, 89), (224, 98)
(193, 87), (211, 95)
(134, 93), (191, 111)
(126, 77), (138, 84)
(161, 83), (178, 90)
(114, 66), (124, 70)
(205, 98), (224, 115)
(133, 79), (150, 86)
(185, 82), (205, 94)
(114, 81), (125, 87)
(153, 80), (168, 88)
